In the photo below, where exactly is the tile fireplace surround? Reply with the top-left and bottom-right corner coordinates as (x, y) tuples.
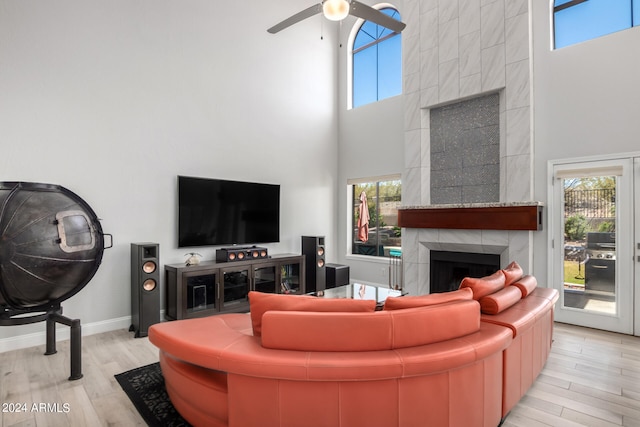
(399, 202), (543, 297)
(399, 0), (537, 298)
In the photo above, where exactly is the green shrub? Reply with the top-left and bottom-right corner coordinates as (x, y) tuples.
(598, 221), (615, 232)
(565, 215), (587, 241)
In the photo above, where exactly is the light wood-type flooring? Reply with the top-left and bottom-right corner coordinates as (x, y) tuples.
(1, 322), (640, 426)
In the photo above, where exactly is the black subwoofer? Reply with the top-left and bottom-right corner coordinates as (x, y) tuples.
(326, 263), (350, 289)
(302, 236), (325, 293)
(130, 243), (160, 338)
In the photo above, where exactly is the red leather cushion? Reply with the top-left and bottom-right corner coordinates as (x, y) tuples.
(261, 300), (481, 351)
(459, 270), (506, 300)
(479, 286), (523, 314)
(502, 261), (523, 286)
(511, 275), (537, 298)
(383, 287), (473, 310)
(248, 291), (376, 336)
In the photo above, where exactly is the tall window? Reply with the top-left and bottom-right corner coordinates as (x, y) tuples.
(553, 0), (640, 49)
(351, 178), (401, 257)
(352, 7), (402, 108)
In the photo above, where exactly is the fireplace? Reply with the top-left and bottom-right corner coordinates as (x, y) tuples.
(400, 2), (536, 297)
(399, 91), (540, 296)
(430, 251), (500, 294)
(399, 227), (533, 296)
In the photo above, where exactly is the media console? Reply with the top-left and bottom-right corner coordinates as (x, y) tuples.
(164, 253), (305, 320)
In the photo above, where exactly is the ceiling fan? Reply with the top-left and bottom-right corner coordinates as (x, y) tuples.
(267, 0), (406, 34)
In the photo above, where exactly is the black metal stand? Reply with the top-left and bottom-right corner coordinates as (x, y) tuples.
(45, 312), (83, 380)
(0, 305), (82, 381)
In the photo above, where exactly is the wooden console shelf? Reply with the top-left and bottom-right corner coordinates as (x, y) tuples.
(398, 204), (543, 231)
(165, 253), (305, 320)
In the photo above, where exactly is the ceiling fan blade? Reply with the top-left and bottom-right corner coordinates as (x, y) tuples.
(267, 3), (323, 34)
(349, 1), (406, 33)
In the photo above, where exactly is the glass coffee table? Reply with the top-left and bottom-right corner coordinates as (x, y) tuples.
(312, 283), (403, 309)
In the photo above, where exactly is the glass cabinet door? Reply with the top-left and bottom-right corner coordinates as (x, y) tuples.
(254, 264), (277, 293)
(280, 261), (302, 294)
(184, 272), (217, 314)
(221, 267), (250, 308)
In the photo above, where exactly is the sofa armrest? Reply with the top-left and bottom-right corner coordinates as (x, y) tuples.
(149, 313), (253, 371)
(481, 287), (559, 337)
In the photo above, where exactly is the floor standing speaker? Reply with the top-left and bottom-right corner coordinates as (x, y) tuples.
(130, 243), (160, 338)
(302, 236), (325, 293)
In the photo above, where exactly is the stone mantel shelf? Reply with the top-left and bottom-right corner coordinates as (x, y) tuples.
(398, 202), (544, 231)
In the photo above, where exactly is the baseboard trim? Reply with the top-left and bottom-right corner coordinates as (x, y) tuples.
(348, 279), (387, 288)
(0, 315), (133, 353)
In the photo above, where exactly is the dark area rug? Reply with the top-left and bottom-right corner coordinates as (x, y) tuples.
(115, 362), (191, 427)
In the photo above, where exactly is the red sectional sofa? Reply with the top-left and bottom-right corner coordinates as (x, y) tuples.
(148, 262), (558, 427)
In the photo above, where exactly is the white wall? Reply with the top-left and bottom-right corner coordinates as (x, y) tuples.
(0, 0), (339, 347)
(337, 97), (405, 284)
(336, 1), (405, 285)
(530, 2), (640, 280)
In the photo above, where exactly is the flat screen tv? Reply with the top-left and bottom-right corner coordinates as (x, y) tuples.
(178, 176), (280, 248)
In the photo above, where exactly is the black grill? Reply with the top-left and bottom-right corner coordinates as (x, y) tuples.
(585, 232), (615, 294)
(586, 231), (615, 251)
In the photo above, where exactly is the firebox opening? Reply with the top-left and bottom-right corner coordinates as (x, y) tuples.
(430, 251), (500, 293)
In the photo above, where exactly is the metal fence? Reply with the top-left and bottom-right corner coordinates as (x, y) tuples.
(564, 188), (615, 218)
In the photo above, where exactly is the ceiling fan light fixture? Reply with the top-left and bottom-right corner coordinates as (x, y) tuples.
(323, 0), (350, 21)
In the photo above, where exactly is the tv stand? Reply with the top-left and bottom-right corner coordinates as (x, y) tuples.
(165, 253), (305, 320)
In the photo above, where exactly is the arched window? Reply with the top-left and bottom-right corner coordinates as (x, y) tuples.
(553, 0), (640, 49)
(351, 7), (402, 108)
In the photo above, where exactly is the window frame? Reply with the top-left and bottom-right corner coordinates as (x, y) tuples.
(552, 0), (639, 49)
(347, 175), (402, 260)
(347, 4), (402, 109)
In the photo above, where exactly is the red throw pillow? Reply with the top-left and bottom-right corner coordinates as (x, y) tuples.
(511, 275), (537, 298)
(479, 285), (523, 314)
(459, 270), (506, 300)
(383, 287), (473, 310)
(502, 261), (523, 286)
(248, 291), (376, 336)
